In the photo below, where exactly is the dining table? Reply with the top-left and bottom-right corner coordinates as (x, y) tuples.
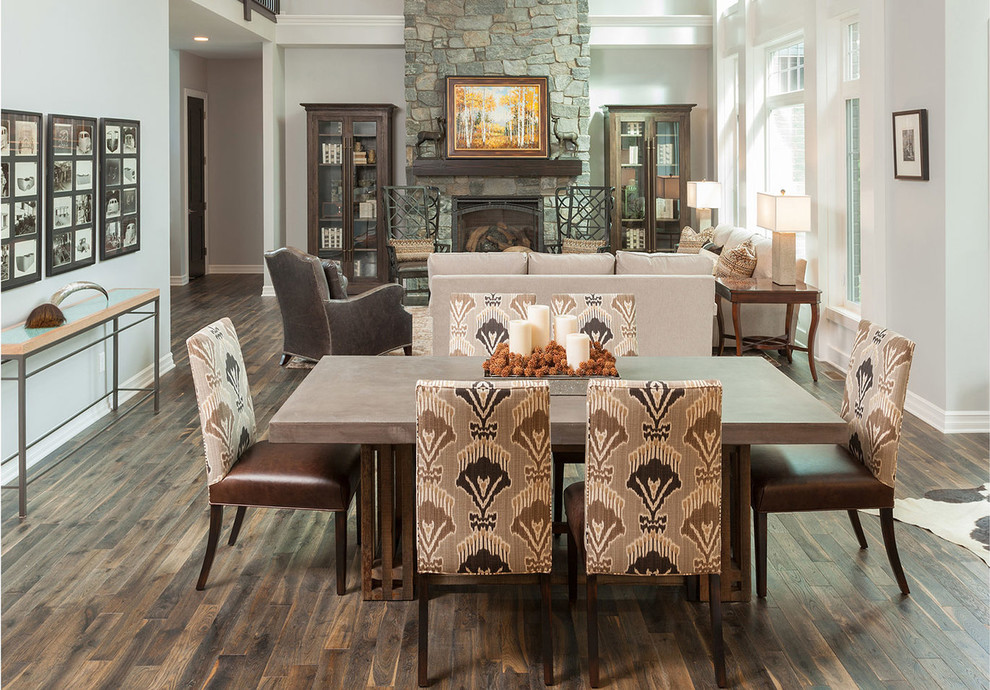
(268, 355), (847, 603)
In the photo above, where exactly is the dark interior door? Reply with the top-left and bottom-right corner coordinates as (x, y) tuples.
(187, 96), (206, 279)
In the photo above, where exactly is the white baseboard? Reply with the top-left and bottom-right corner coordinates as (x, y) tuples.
(261, 284), (276, 297)
(905, 391), (990, 434)
(0, 353), (175, 485)
(170, 275), (189, 286)
(209, 264), (264, 274)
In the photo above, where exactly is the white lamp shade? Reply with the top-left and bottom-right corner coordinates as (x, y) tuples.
(687, 180), (721, 209)
(756, 192), (811, 233)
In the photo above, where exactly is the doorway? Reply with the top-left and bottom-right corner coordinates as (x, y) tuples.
(186, 93), (207, 279)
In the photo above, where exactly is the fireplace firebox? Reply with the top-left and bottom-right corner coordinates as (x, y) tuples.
(451, 196), (544, 253)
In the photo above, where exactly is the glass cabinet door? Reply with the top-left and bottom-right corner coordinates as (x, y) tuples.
(618, 118), (648, 251)
(316, 119), (345, 268)
(350, 120), (379, 281)
(653, 119), (681, 249)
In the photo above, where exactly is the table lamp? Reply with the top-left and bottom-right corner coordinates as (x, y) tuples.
(756, 189), (810, 286)
(687, 180), (721, 230)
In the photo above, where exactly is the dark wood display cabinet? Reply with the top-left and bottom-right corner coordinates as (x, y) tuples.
(604, 104), (694, 252)
(304, 103), (396, 289)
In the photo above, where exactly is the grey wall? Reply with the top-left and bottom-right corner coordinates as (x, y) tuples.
(884, 3), (948, 409)
(281, 0), (401, 13)
(588, 46), (712, 186)
(206, 58), (265, 269)
(282, 47), (407, 251)
(1, 0), (172, 470)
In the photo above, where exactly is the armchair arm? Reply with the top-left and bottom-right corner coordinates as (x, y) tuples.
(324, 283), (413, 355)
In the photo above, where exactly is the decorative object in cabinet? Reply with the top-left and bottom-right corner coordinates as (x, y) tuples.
(604, 104), (694, 253)
(304, 103), (396, 288)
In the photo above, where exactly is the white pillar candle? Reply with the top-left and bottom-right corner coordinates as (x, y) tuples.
(508, 319), (533, 356)
(554, 314), (578, 345)
(566, 333), (591, 369)
(527, 304), (551, 350)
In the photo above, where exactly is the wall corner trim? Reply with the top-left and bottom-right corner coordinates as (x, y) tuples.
(208, 265), (265, 275)
(170, 275), (190, 287)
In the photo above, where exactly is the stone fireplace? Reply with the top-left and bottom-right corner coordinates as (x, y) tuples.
(403, 0), (592, 249)
(451, 196), (543, 252)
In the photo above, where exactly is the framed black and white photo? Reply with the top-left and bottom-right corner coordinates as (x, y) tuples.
(1, 109), (43, 289)
(46, 113), (98, 276)
(892, 109), (929, 180)
(100, 118), (140, 259)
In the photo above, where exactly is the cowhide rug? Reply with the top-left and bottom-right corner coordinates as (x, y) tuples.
(867, 485), (990, 566)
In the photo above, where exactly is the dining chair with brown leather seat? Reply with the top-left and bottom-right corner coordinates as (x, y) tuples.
(750, 320), (916, 597)
(186, 317), (361, 596)
(415, 379), (555, 687)
(565, 378), (727, 687)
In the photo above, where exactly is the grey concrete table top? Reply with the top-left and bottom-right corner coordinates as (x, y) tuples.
(268, 356), (847, 447)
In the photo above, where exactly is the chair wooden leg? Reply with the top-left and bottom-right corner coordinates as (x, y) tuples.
(754, 510), (768, 598)
(848, 509), (868, 549)
(335, 510), (348, 596)
(228, 506), (247, 546)
(553, 458), (564, 524)
(879, 507), (910, 595)
(196, 505), (223, 591)
(403, 344), (413, 356)
(279, 353), (291, 366)
(418, 574), (430, 687)
(587, 574), (600, 687)
(566, 529), (578, 604)
(541, 573), (554, 686)
(708, 573), (727, 687)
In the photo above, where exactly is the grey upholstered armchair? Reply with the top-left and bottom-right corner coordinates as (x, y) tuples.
(264, 247), (413, 364)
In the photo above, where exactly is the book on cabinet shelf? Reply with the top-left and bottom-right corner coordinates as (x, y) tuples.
(321, 226), (343, 250)
(321, 142), (343, 165)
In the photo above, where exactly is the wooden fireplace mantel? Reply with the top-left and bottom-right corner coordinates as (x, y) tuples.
(411, 157), (583, 177)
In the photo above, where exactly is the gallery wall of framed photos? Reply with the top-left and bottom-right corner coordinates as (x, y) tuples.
(100, 118), (140, 259)
(0, 109), (141, 291)
(46, 113), (97, 276)
(1, 110), (44, 289)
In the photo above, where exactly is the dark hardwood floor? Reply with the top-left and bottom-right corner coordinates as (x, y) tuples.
(2, 274), (988, 689)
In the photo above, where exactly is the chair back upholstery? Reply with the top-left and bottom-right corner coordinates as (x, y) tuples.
(186, 317), (257, 485)
(415, 380), (552, 575)
(839, 320), (916, 487)
(448, 292), (537, 356)
(555, 185), (614, 252)
(551, 293), (638, 356)
(264, 247), (333, 360)
(584, 378), (722, 576)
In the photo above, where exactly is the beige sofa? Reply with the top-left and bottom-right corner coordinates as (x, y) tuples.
(700, 224), (806, 343)
(428, 251), (716, 357)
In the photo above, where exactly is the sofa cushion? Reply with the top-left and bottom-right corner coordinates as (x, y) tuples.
(389, 238), (434, 263)
(428, 251), (529, 281)
(713, 238), (758, 278)
(711, 223), (736, 247)
(615, 251), (714, 276)
(676, 225), (714, 254)
(561, 237), (606, 254)
(527, 252), (615, 275)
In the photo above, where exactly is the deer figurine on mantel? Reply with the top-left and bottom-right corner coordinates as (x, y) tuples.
(551, 115), (578, 158)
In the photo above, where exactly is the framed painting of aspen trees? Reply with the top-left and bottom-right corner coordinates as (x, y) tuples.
(445, 76), (549, 159)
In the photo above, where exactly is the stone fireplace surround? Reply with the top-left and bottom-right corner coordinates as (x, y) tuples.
(403, 0), (592, 249)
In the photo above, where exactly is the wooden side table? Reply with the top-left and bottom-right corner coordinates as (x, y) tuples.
(715, 277), (821, 382)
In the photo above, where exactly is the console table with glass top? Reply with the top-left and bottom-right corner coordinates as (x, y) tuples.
(1, 288), (160, 517)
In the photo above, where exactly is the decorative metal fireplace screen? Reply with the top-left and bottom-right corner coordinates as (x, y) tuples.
(451, 196), (544, 252)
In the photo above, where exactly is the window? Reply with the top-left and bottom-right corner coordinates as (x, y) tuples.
(765, 40), (806, 254)
(843, 22), (861, 305)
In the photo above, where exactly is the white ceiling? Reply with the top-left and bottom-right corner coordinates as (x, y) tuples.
(169, 0), (265, 59)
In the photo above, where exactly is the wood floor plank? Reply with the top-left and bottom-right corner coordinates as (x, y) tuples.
(1, 274), (986, 689)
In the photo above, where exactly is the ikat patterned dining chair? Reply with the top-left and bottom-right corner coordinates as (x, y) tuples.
(415, 379), (554, 686)
(565, 378), (726, 687)
(750, 320), (916, 597)
(186, 317), (361, 595)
